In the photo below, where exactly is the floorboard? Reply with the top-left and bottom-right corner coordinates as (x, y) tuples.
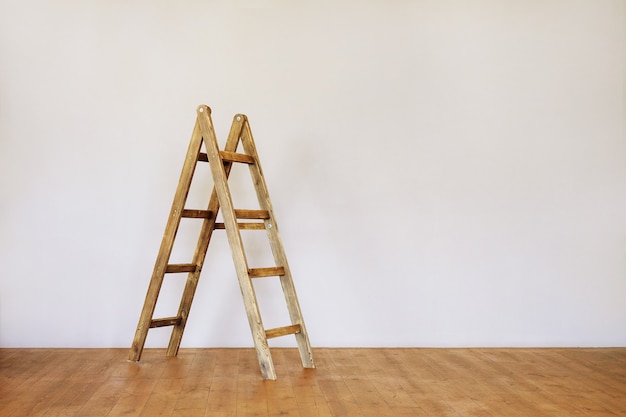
(0, 348), (625, 416)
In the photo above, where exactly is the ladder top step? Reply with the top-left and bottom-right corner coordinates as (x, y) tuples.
(248, 266), (285, 278)
(265, 324), (302, 339)
(197, 152), (255, 164)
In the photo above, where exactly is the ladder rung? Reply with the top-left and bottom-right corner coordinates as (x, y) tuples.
(150, 316), (181, 328)
(234, 209), (270, 219)
(181, 209), (214, 219)
(248, 266), (285, 278)
(197, 152), (255, 164)
(165, 264), (198, 273)
(214, 222), (266, 230)
(265, 324), (302, 339)
(220, 151), (255, 164)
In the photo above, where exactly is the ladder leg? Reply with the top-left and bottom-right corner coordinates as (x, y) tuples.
(280, 272), (315, 368)
(197, 107), (277, 379)
(166, 111), (245, 356)
(240, 119), (315, 369)
(129, 120), (204, 361)
(166, 190), (218, 356)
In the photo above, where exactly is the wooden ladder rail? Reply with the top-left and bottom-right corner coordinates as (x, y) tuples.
(237, 115), (315, 372)
(129, 106), (241, 361)
(197, 107), (314, 379)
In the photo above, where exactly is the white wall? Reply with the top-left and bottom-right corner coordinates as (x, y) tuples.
(1, 0), (625, 348)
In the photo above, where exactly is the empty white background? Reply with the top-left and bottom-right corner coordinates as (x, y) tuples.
(1, 0), (625, 348)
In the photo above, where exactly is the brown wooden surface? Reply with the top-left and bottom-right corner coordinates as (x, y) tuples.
(1, 348), (625, 416)
(239, 119), (315, 372)
(265, 324), (302, 339)
(248, 266), (286, 278)
(130, 106), (314, 379)
(181, 209), (214, 219)
(233, 209), (270, 219)
(214, 222), (266, 230)
(128, 118), (205, 362)
(220, 150), (255, 164)
(166, 105), (242, 357)
(150, 317), (182, 328)
(198, 110), (278, 379)
(164, 264), (198, 273)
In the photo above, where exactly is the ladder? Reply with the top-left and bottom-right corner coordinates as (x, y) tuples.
(129, 105), (314, 379)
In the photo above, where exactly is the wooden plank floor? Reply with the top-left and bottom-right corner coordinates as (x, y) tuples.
(1, 348), (625, 416)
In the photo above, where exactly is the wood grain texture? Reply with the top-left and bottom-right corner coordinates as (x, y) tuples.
(214, 222), (266, 230)
(248, 267), (286, 278)
(265, 324), (302, 339)
(238, 118), (315, 372)
(128, 119), (205, 362)
(166, 106), (243, 357)
(233, 209), (270, 219)
(219, 150), (255, 164)
(129, 106), (314, 380)
(198, 109), (277, 379)
(1, 348), (625, 417)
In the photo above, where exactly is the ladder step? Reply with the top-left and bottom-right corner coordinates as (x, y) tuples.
(220, 150), (255, 164)
(265, 324), (302, 339)
(165, 264), (198, 273)
(198, 153), (209, 162)
(248, 266), (285, 278)
(215, 222), (266, 230)
(181, 209), (214, 219)
(150, 316), (181, 328)
(234, 209), (270, 219)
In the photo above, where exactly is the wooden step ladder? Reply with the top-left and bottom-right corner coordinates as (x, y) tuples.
(129, 105), (314, 379)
